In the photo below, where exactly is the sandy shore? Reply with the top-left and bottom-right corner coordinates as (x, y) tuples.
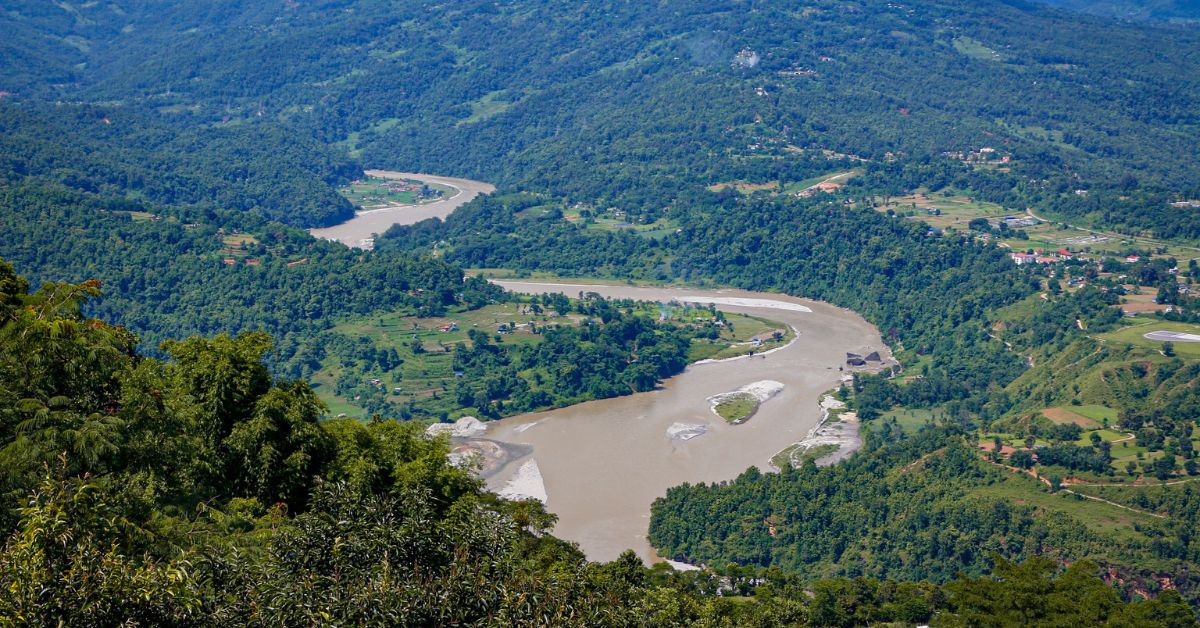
(498, 459), (548, 503)
(770, 395), (863, 470)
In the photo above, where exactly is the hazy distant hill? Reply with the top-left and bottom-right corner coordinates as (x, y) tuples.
(2, 1), (1198, 201)
(1033, 0), (1200, 24)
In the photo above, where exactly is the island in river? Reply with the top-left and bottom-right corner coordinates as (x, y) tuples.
(308, 170), (495, 249)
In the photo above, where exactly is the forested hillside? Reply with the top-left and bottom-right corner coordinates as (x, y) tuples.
(1, 260), (1195, 626)
(0, 181), (501, 367)
(1034, 0), (1200, 23)
(2, 0), (1199, 233)
(0, 103), (358, 227)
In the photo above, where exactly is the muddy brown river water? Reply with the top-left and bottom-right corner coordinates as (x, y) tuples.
(308, 172), (886, 563)
(480, 281), (886, 563)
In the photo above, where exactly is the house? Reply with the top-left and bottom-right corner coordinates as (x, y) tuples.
(1035, 257), (1057, 265)
(369, 378), (382, 386)
(1011, 253), (1036, 265)
(222, 258), (237, 265)
(1057, 249), (1074, 259)
(1126, 255), (1141, 263)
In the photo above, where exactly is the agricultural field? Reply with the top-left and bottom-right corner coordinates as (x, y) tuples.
(706, 170), (860, 197)
(977, 417), (1198, 485)
(219, 233), (259, 258)
(338, 175), (447, 208)
(312, 301), (573, 418)
(1041, 404), (1118, 428)
(312, 299), (790, 419)
(870, 405), (941, 434)
(970, 476), (1157, 546)
(880, 192), (1200, 263)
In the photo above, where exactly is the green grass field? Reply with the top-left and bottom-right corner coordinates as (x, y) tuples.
(713, 392), (759, 424)
(458, 90), (516, 126)
(561, 203), (679, 238)
(872, 406), (939, 434)
(1071, 404), (1120, 423)
(952, 36), (1009, 62)
(1096, 320), (1200, 359)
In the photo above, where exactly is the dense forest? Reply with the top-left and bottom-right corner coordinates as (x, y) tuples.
(3, 0), (1200, 235)
(0, 102), (358, 227)
(0, 180), (504, 369)
(1033, 0), (1200, 23)
(1, 260), (1195, 626)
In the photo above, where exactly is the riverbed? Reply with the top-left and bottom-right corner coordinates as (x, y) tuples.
(476, 281), (888, 563)
(308, 171), (495, 248)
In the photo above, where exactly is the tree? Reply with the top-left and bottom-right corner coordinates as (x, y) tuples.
(940, 557), (1122, 627)
(224, 381), (334, 510)
(0, 467), (201, 624)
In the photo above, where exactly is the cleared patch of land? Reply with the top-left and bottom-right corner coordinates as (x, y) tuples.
(772, 443), (838, 469)
(952, 36), (1009, 62)
(1041, 407), (1101, 429)
(971, 476), (1155, 544)
(1097, 321), (1200, 359)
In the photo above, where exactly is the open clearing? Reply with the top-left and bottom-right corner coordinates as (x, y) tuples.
(1098, 321), (1200, 358)
(1041, 407), (1101, 428)
(972, 477), (1153, 545)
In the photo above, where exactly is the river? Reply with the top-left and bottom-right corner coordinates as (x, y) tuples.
(308, 171), (886, 563)
(308, 171), (495, 249)
(476, 281), (887, 563)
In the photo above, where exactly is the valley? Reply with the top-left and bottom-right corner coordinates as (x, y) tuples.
(4, 0), (1200, 622)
